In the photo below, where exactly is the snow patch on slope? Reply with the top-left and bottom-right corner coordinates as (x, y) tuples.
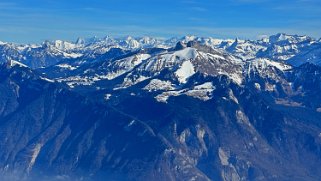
(56, 64), (78, 70)
(115, 75), (149, 90)
(174, 47), (198, 60)
(247, 58), (292, 74)
(143, 79), (175, 91)
(27, 144), (42, 173)
(185, 82), (215, 101)
(155, 90), (185, 103)
(257, 58), (292, 71)
(175, 60), (195, 84)
(62, 52), (83, 58)
(9, 60), (28, 68)
(157, 47), (197, 65)
(218, 147), (229, 166)
(104, 53), (151, 80)
(155, 82), (215, 103)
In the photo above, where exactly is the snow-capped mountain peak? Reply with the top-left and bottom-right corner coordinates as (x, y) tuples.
(268, 33), (313, 44)
(0, 33), (321, 70)
(2, 33), (321, 181)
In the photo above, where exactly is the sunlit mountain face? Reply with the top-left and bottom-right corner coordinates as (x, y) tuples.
(1, 34), (321, 181)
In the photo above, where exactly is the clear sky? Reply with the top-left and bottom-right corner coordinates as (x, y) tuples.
(0, 0), (321, 43)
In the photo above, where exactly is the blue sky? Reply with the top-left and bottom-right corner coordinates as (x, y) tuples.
(0, 0), (321, 43)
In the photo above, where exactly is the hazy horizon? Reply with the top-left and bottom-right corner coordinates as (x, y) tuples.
(0, 32), (320, 45)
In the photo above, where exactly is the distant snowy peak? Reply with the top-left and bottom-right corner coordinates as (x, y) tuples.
(267, 33), (313, 44)
(287, 43), (321, 66)
(246, 58), (292, 75)
(52, 40), (83, 50)
(226, 38), (267, 60)
(1, 33), (321, 69)
(256, 34), (317, 62)
(34, 39), (303, 106)
(180, 35), (234, 48)
(74, 36), (172, 50)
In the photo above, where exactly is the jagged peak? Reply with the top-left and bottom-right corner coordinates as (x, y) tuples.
(186, 40), (200, 48)
(173, 41), (186, 51)
(179, 35), (198, 43)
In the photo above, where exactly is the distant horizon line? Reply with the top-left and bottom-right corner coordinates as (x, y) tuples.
(0, 32), (319, 45)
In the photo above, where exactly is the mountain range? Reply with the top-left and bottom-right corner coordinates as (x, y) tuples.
(1, 33), (321, 181)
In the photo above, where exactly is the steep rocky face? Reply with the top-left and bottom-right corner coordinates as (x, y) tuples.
(1, 36), (321, 181)
(1, 61), (321, 181)
(0, 65), (169, 181)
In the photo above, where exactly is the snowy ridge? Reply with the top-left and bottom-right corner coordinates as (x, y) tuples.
(102, 53), (151, 80)
(1, 33), (320, 69)
(4, 33), (321, 103)
(47, 42), (293, 98)
(249, 58), (292, 71)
